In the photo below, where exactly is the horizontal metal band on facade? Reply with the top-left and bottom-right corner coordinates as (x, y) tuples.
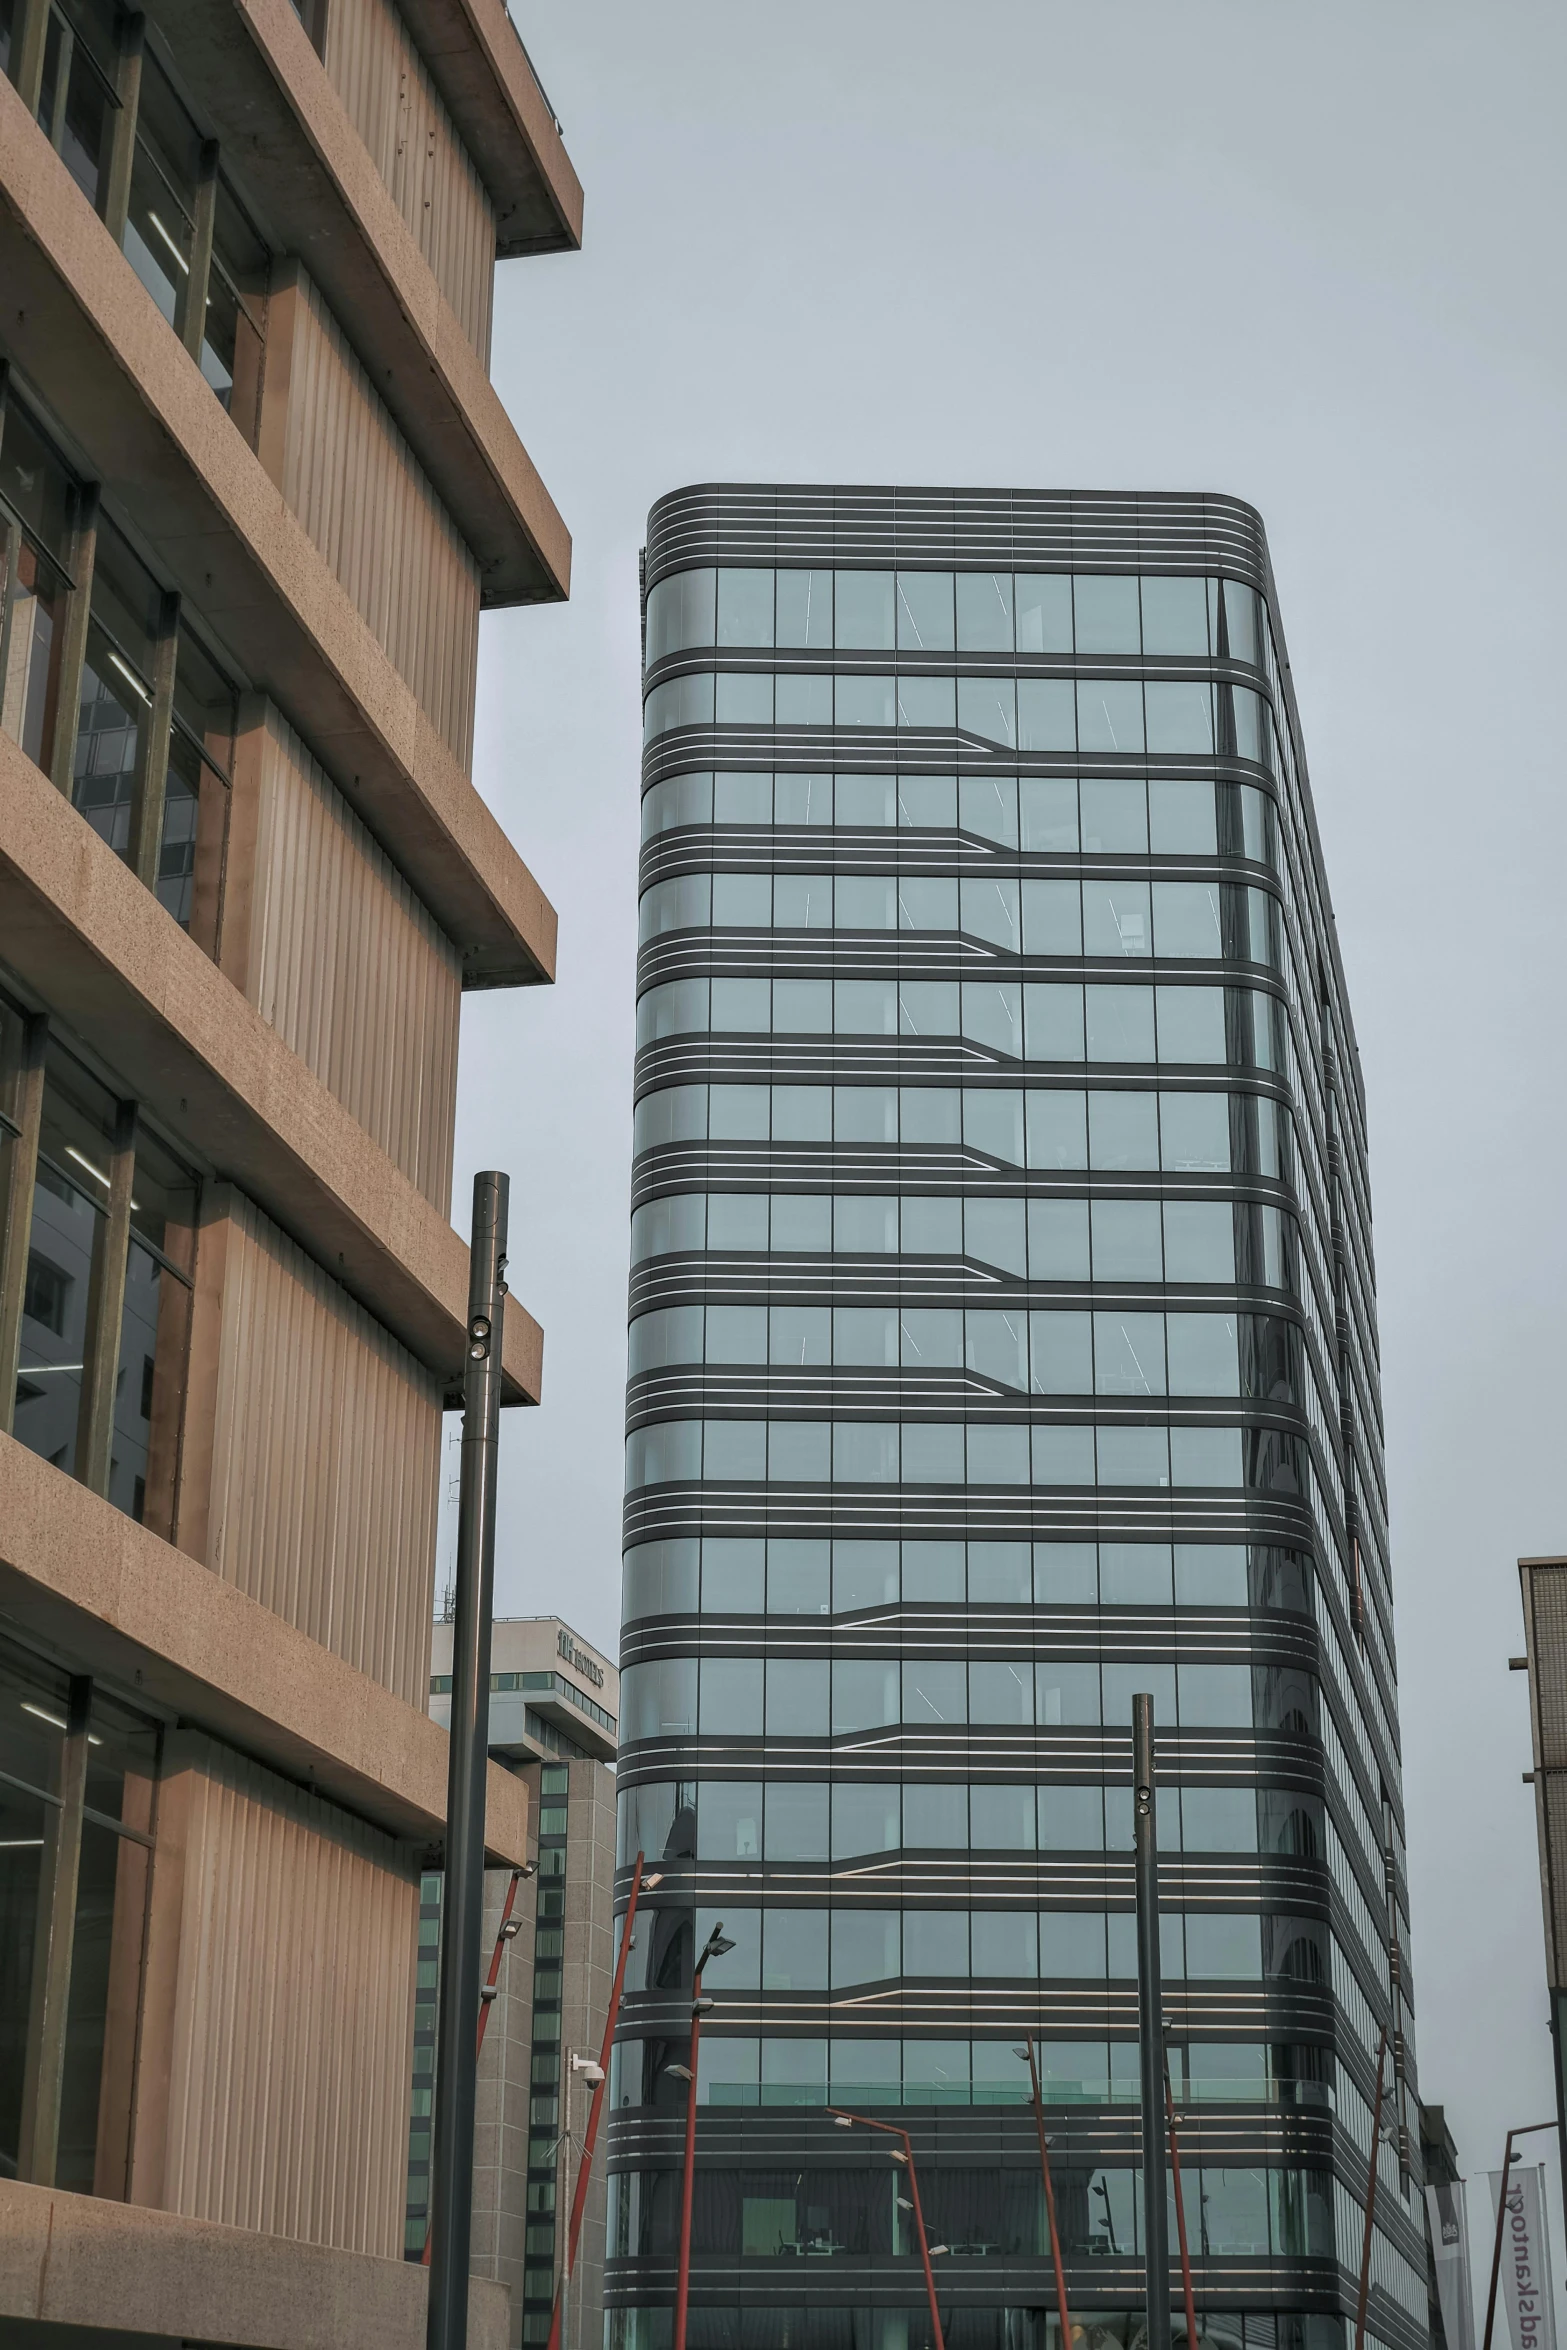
(636, 942), (1285, 994)
(632, 1028), (1291, 1094)
(642, 728), (1286, 792)
(641, 648), (1276, 697)
(619, 1608), (1318, 1666)
(638, 833), (1281, 889)
(625, 1266), (1299, 1316)
(624, 1381), (1314, 1436)
(628, 1154), (1296, 1213)
(604, 2096), (1338, 2172)
(613, 1853), (1331, 1909)
(611, 1724), (1326, 1788)
(643, 488), (1272, 595)
(623, 1484), (1313, 1547)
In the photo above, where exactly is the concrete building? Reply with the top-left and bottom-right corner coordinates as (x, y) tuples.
(0, 3), (581, 2344)
(414, 1615), (620, 2350)
(615, 485), (1430, 2350)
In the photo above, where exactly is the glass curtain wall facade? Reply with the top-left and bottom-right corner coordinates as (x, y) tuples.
(613, 486), (1427, 2350)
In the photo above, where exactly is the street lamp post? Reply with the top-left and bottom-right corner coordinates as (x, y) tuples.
(1163, 2043), (1199, 2350)
(1353, 2030), (1391, 2350)
(1013, 2042), (1073, 2350)
(426, 1170), (509, 2350)
(829, 2109), (947, 2350)
(672, 1921), (734, 2350)
(1132, 1695), (1171, 2350)
(546, 1856), (662, 2350)
(1481, 2120), (1558, 2350)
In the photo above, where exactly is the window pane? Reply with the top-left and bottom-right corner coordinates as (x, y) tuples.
(832, 1782), (900, 1857)
(1166, 1312), (1240, 1395)
(1073, 576), (1140, 654)
(1027, 1200), (1090, 1280)
(1083, 881), (1151, 958)
(1079, 779), (1147, 852)
(1076, 680), (1144, 754)
(1015, 574), (1073, 653)
(1149, 779), (1217, 854)
(765, 1781), (829, 1859)
(1140, 575), (1210, 655)
(646, 570), (716, 664)
(1017, 679), (1076, 752)
(1085, 985), (1155, 1062)
(1153, 882), (1224, 959)
(955, 571), (1014, 650)
(716, 569), (774, 647)
(1145, 681), (1214, 753)
(1021, 879), (1081, 956)
(834, 571), (894, 650)
(1029, 1311), (1091, 1394)
(1026, 1090), (1087, 1169)
(1088, 1090), (1158, 1170)
(957, 676), (1017, 747)
(958, 776), (1019, 846)
(776, 569), (832, 648)
(896, 571), (954, 651)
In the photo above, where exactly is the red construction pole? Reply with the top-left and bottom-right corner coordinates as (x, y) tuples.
(674, 1922), (733, 2350)
(1481, 2121), (1557, 2350)
(546, 1854), (651, 2350)
(423, 1866), (529, 2267)
(1352, 2028), (1388, 2350)
(1016, 2042), (1073, 2350)
(1163, 2046), (1199, 2350)
(829, 2109), (947, 2350)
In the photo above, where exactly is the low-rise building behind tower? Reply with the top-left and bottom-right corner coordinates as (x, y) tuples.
(414, 1614), (620, 2350)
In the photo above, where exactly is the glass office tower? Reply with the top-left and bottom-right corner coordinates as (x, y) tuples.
(612, 486), (1428, 2350)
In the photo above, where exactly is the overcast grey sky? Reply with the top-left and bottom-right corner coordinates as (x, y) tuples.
(449, 0), (1567, 2259)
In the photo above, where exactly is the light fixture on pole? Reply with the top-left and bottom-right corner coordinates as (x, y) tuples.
(672, 1922), (734, 2350)
(828, 2109), (946, 2350)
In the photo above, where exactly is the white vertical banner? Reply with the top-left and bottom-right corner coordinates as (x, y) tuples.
(1487, 2166), (1559, 2350)
(1427, 2178), (1477, 2350)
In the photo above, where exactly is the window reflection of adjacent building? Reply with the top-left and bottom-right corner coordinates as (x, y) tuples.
(3, 987), (196, 1532)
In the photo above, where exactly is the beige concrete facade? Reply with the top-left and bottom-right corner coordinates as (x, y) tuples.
(0, 0), (578, 2338)
(0, 2178), (512, 2350)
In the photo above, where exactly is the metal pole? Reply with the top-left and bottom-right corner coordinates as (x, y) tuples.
(827, 2110), (946, 2350)
(899, 2125), (946, 2350)
(426, 1171), (509, 2350)
(1164, 2044), (1199, 2350)
(1018, 2041), (1073, 2350)
(1353, 2029), (1388, 2350)
(423, 1861), (533, 2268)
(1134, 1694), (1171, 2350)
(547, 1854), (654, 2350)
(672, 1965), (709, 2350)
(1481, 2123), (1558, 2350)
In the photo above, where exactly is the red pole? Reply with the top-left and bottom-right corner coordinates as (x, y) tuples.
(1019, 2043), (1073, 2350)
(1482, 2124), (1556, 2350)
(827, 2109), (946, 2350)
(546, 1854), (648, 2350)
(1353, 2028), (1388, 2350)
(672, 1968), (707, 2350)
(1482, 2133), (1519, 2350)
(1163, 2047), (1199, 2350)
(900, 2126), (946, 2350)
(423, 1867), (527, 2267)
